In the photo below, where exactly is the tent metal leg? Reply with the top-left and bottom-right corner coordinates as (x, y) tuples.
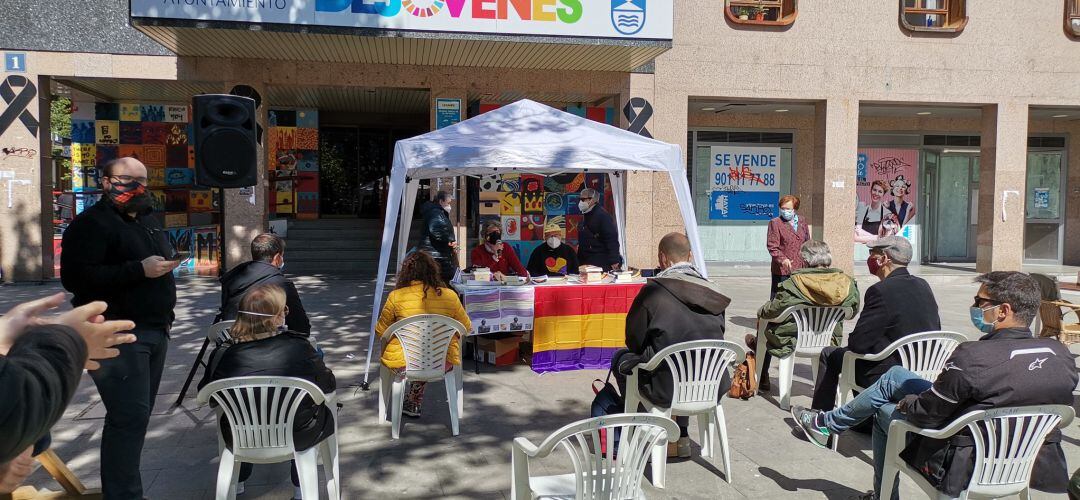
(174, 337), (210, 407)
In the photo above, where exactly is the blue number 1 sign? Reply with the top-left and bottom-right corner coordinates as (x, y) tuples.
(5, 53), (26, 73)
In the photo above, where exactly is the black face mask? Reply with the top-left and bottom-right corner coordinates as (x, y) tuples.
(107, 180), (154, 215)
(486, 232), (502, 244)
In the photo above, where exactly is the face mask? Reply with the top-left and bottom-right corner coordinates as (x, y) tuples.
(547, 236), (561, 249)
(578, 201), (590, 213)
(969, 305), (999, 334)
(779, 209), (795, 221)
(442, 204), (452, 213)
(866, 255), (883, 276)
(486, 232), (502, 244)
(278, 258), (285, 272)
(107, 179), (153, 214)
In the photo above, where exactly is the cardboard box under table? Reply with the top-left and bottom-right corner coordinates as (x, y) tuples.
(477, 336), (522, 366)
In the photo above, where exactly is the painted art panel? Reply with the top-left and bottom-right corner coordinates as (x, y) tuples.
(294, 128), (319, 150)
(164, 190), (188, 212)
(165, 167), (194, 186)
(566, 215), (583, 242)
(166, 123), (188, 146)
(501, 215), (520, 241)
(119, 145), (144, 162)
(295, 150), (318, 171)
(140, 105), (165, 122)
(167, 227), (195, 275)
(71, 144), (95, 167)
(70, 101), (94, 120)
(166, 145), (188, 168)
(165, 105), (188, 123)
(521, 174), (544, 214)
(95, 103), (119, 120)
(268, 109), (296, 127)
(142, 144), (166, 167)
(142, 122), (169, 145)
(500, 192), (520, 215)
(165, 213), (189, 228)
(566, 193), (581, 215)
(479, 191), (501, 215)
(71, 120), (96, 144)
(96, 120), (119, 145)
(544, 192), (566, 215)
(120, 122), (143, 144)
(297, 192), (319, 214)
(148, 167), (166, 188)
(194, 227), (221, 274)
(120, 103), (141, 122)
(95, 145), (118, 166)
(189, 190), (213, 212)
(296, 109), (318, 128)
(499, 174), (520, 192)
(520, 215), (544, 241)
(479, 175), (499, 192)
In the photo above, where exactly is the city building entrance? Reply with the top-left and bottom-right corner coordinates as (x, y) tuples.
(924, 151), (979, 262)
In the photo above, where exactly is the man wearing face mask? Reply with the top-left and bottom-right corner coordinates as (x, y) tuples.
(470, 221), (528, 280)
(417, 191), (459, 284)
(792, 271), (1077, 500)
(527, 217), (579, 277)
(60, 157), (178, 499)
(575, 188), (622, 272)
(217, 233), (311, 334)
(808, 236), (939, 413)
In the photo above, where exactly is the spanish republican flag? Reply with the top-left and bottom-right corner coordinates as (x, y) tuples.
(530, 283), (645, 373)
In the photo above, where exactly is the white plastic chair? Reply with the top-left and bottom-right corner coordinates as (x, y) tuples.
(755, 305), (854, 410)
(880, 405), (1074, 500)
(377, 314), (466, 439)
(196, 376), (340, 500)
(833, 330), (967, 450)
(622, 340), (745, 487)
(208, 320), (235, 345)
(510, 414), (679, 500)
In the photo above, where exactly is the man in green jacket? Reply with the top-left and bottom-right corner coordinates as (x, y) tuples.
(752, 241), (860, 391)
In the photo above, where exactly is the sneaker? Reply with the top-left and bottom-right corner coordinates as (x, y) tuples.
(235, 481), (245, 496)
(666, 436), (692, 458)
(293, 486), (302, 499)
(853, 490), (876, 500)
(790, 405), (831, 449)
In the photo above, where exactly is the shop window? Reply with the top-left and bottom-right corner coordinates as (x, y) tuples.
(725, 0), (798, 26)
(1069, 0), (1080, 36)
(900, 0), (967, 33)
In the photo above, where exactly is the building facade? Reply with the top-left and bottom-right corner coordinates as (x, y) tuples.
(1, 0), (1078, 281)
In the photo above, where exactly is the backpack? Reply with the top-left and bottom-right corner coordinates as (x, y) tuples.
(727, 351), (758, 400)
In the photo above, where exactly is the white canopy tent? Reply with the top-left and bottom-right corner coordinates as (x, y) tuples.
(360, 99), (706, 387)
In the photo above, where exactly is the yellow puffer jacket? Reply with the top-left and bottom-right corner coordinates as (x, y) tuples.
(377, 282), (471, 370)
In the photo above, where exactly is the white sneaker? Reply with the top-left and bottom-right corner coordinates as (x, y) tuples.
(293, 486), (302, 499)
(235, 481), (246, 495)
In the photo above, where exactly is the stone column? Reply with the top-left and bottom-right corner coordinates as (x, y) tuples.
(222, 82), (269, 271)
(429, 89), (468, 268)
(813, 98), (860, 274)
(976, 102), (1028, 272)
(0, 71), (48, 282)
(1065, 121), (1080, 266)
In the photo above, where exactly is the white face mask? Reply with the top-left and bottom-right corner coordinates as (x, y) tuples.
(577, 201), (590, 213)
(547, 236), (561, 249)
(442, 204), (452, 213)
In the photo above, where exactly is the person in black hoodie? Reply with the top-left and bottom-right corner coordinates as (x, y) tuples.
(218, 233), (310, 334)
(526, 216), (579, 277)
(0, 293), (136, 493)
(199, 284), (335, 499)
(613, 232), (731, 458)
(416, 191), (458, 284)
(792, 272), (1078, 500)
(59, 157), (177, 500)
(576, 188), (622, 271)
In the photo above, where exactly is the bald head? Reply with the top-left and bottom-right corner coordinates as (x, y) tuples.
(658, 232), (691, 268)
(102, 157), (148, 179)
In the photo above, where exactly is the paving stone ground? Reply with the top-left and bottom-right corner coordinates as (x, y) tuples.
(2, 274), (1078, 499)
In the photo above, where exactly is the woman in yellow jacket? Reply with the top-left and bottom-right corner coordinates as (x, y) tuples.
(376, 251), (472, 417)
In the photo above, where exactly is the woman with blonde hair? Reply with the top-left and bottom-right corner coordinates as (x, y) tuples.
(199, 284), (335, 499)
(376, 251), (472, 417)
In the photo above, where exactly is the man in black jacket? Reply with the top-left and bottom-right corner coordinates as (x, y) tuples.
(614, 233), (731, 458)
(416, 191), (458, 284)
(218, 233), (310, 333)
(60, 157), (178, 499)
(0, 293), (136, 493)
(792, 271), (1078, 500)
(810, 236), (940, 410)
(576, 188), (621, 272)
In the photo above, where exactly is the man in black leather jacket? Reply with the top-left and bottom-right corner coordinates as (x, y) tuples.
(416, 191), (458, 284)
(792, 271), (1078, 500)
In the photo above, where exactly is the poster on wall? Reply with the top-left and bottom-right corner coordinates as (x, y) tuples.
(707, 146), (780, 220)
(435, 98), (461, 130)
(854, 149), (919, 243)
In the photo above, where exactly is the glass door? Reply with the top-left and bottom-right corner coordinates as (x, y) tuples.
(1024, 151), (1065, 263)
(926, 153), (978, 262)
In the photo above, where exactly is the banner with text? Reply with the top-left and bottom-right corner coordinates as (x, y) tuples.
(131, 0), (673, 40)
(708, 146), (781, 221)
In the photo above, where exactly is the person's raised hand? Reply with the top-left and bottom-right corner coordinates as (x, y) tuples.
(0, 292), (67, 355)
(0, 447), (34, 494)
(54, 302), (136, 370)
(142, 255), (179, 278)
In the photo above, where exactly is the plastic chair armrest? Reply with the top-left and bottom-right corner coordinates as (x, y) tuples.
(513, 437), (542, 458)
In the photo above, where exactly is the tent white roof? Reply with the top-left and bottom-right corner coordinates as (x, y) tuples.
(360, 100), (705, 386)
(392, 99), (682, 178)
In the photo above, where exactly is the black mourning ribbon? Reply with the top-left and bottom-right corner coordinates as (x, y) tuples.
(0, 75), (39, 137)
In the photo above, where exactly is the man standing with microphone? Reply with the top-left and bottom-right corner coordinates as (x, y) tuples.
(60, 157), (178, 499)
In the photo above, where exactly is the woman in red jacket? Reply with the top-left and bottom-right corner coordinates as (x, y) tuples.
(761, 194), (809, 392)
(469, 222), (528, 280)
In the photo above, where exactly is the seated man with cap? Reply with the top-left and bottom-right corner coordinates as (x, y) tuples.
(526, 216), (579, 277)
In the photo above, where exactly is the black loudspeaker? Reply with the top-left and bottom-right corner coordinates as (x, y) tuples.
(193, 94), (258, 188)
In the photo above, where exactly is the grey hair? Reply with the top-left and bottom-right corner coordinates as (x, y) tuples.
(435, 191), (453, 203)
(580, 188), (598, 200)
(800, 240), (832, 268)
(975, 271), (1041, 325)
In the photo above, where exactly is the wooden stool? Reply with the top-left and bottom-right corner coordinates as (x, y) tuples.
(9, 450), (100, 499)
